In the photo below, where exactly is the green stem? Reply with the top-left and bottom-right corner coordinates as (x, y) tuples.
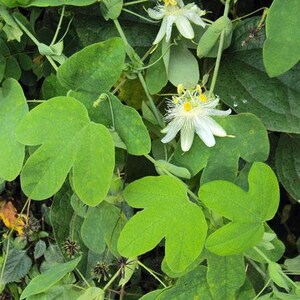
(123, 0), (148, 6)
(137, 261), (167, 288)
(51, 5), (65, 45)
(122, 8), (157, 23)
(0, 238), (10, 284)
(103, 269), (121, 291)
(208, 0), (231, 98)
(253, 278), (271, 300)
(113, 19), (164, 128)
(75, 268), (91, 288)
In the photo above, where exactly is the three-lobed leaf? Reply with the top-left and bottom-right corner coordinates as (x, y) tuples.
(57, 38), (125, 94)
(0, 78), (28, 181)
(16, 96), (114, 206)
(118, 176), (207, 272)
(199, 162), (279, 255)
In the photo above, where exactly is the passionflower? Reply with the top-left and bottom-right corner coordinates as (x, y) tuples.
(148, 0), (206, 44)
(161, 84), (232, 151)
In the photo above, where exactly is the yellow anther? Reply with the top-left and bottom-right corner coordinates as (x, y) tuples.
(172, 96), (180, 104)
(199, 94), (207, 102)
(196, 84), (202, 94)
(163, 0), (177, 6)
(183, 101), (192, 112)
(177, 84), (185, 95)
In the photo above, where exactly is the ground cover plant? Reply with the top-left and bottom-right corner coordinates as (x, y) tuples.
(0, 0), (300, 299)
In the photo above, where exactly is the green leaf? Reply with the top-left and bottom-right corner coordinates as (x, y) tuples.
(197, 16), (232, 58)
(155, 160), (191, 179)
(118, 257), (138, 287)
(153, 266), (213, 299)
(118, 176), (207, 272)
(20, 256), (81, 300)
(57, 38), (125, 94)
(81, 201), (124, 255)
(268, 262), (290, 291)
(100, 0), (123, 20)
(70, 92), (151, 155)
(199, 162), (279, 255)
(0, 248), (32, 285)
(34, 240), (47, 260)
(215, 17), (300, 134)
(16, 96), (114, 206)
(263, 0), (300, 77)
(167, 43), (199, 88)
(41, 74), (69, 99)
(0, 78), (28, 181)
(4, 56), (21, 80)
(0, 6), (23, 41)
(275, 134), (300, 200)
(1, 0), (97, 7)
(145, 43), (168, 95)
(77, 287), (104, 300)
(207, 253), (245, 299)
(172, 113), (269, 183)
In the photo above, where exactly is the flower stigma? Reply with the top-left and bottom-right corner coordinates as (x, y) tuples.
(161, 85), (232, 151)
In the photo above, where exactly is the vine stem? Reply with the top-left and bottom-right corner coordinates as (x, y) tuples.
(144, 154), (202, 206)
(208, 0), (231, 98)
(123, 0), (148, 6)
(50, 5), (65, 45)
(75, 268), (91, 288)
(137, 260), (167, 288)
(103, 269), (121, 291)
(253, 246), (298, 289)
(113, 19), (164, 128)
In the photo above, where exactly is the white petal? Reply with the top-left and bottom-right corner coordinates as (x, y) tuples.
(165, 15), (176, 42)
(205, 117), (227, 137)
(194, 117), (215, 147)
(153, 17), (168, 44)
(205, 108), (232, 116)
(161, 118), (184, 143)
(180, 123), (195, 151)
(177, 0), (184, 8)
(175, 15), (194, 39)
(183, 8), (206, 27)
(148, 8), (164, 20)
(202, 98), (219, 108)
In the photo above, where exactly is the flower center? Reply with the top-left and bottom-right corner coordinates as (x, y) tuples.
(163, 0), (177, 6)
(183, 101), (192, 112)
(199, 94), (207, 102)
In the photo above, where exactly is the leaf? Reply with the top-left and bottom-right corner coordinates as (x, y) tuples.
(118, 257), (138, 287)
(0, 78), (28, 181)
(145, 43), (168, 95)
(197, 16), (232, 58)
(0, 6), (23, 41)
(275, 134), (300, 200)
(118, 176), (207, 272)
(215, 17), (300, 134)
(81, 201), (124, 255)
(1, 0), (98, 7)
(100, 0), (123, 20)
(172, 113), (269, 183)
(70, 91), (151, 155)
(0, 201), (26, 235)
(0, 248), (32, 285)
(199, 162), (279, 255)
(16, 96), (114, 206)
(41, 74), (68, 99)
(167, 43), (199, 88)
(77, 287), (104, 300)
(207, 253), (246, 299)
(268, 262), (290, 291)
(154, 266), (213, 299)
(263, 0), (300, 77)
(57, 38), (125, 94)
(20, 256), (81, 300)
(34, 240), (47, 260)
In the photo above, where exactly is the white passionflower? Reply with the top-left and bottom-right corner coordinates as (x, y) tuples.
(148, 0), (206, 44)
(161, 85), (232, 152)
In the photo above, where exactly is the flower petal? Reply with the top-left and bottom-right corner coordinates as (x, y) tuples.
(175, 15), (194, 39)
(180, 123), (195, 151)
(194, 117), (216, 147)
(148, 7), (165, 20)
(183, 7), (206, 27)
(205, 108), (232, 116)
(165, 15), (176, 42)
(153, 16), (168, 44)
(205, 117), (227, 137)
(161, 118), (184, 143)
